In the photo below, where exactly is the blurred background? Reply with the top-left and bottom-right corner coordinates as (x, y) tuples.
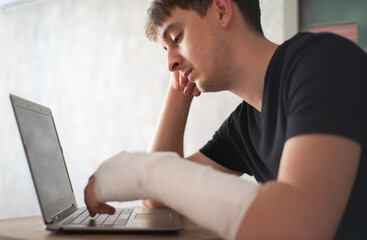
(0, 0), (296, 219)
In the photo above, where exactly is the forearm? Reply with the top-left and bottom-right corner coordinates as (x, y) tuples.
(236, 181), (337, 240)
(94, 151), (260, 240)
(149, 86), (193, 157)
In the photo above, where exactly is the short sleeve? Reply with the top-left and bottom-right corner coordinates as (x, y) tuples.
(200, 103), (251, 174)
(286, 33), (367, 145)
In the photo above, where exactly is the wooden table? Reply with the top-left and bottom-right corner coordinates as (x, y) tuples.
(0, 215), (222, 240)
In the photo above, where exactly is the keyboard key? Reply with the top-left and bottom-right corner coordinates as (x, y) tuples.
(69, 210), (90, 224)
(64, 208), (132, 227)
(103, 209), (122, 225)
(119, 213), (130, 220)
(123, 208), (133, 214)
(81, 214), (100, 225)
(94, 214), (110, 225)
(119, 208), (133, 220)
(115, 219), (128, 226)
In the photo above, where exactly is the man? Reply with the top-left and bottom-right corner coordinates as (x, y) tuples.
(85, 0), (367, 239)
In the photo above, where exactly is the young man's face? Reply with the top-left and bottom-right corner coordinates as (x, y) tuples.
(157, 6), (232, 93)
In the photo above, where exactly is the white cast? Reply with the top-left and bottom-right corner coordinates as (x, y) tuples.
(94, 151), (260, 240)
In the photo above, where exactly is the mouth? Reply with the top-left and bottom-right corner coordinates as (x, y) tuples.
(183, 69), (193, 82)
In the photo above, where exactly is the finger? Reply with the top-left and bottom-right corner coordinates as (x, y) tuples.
(193, 86), (201, 97)
(84, 193), (98, 217)
(85, 199), (98, 217)
(183, 81), (196, 95)
(179, 73), (188, 88)
(84, 177), (100, 216)
(88, 203), (115, 217)
(88, 174), (96, 181)
(88, 207), (97, 217)
(98, 203), (116, 214)
(170, 72), (181, 90)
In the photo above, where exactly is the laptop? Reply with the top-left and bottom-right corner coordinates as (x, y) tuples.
(10, 94), (182, 232)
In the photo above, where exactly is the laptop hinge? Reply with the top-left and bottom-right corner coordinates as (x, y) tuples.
(51, 204), (77, 223)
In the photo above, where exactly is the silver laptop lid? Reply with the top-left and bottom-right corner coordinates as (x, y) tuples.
(10, 94), (77, 224)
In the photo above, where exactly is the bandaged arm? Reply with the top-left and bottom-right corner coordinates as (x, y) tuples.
(94, 151), (260, 240)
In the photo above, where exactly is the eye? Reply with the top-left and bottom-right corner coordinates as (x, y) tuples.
(172, 33), (182, 45)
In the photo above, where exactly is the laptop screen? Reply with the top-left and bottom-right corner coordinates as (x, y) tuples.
(16, 106), (72, 202)
(11, 95), (76, 222)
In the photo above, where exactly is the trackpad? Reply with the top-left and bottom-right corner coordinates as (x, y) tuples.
(129, 212), (176, 228)
(135, 213), (172, 220)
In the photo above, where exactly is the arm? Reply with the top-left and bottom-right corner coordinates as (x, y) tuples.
(236, 134), (361, 240)
(144, 72), (240, 208)
(87, 151), (260, 240)
(148, 72), (194, 157)
(84, 134), (358, 239)
(143, 72), (193, 208)
(149, 71), (240, 173)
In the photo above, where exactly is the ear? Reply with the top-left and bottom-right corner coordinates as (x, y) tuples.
(213, 0), (233, 28)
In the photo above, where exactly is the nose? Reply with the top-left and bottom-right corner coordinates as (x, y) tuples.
(167, 48), (183, 72)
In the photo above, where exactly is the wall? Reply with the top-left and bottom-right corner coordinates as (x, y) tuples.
(0, 0), (292, 219)
(299, 0), (367, 52)
(260, 0), (298, 44)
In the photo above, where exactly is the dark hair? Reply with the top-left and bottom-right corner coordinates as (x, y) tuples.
(145, 0), (263, 41)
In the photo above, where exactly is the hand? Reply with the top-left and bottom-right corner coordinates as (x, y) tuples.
(84, 174), (116, 217)
(170, 71), (201, 97)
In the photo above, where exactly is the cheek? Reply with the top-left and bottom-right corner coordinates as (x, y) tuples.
(183, 30), (211, 59)
(182, 39), (210, 68)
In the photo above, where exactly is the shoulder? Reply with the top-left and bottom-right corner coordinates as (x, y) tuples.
(286, 32), (362, 52)
(282, 32), (367, 66)
(265, 32), (367, 94)
(273, 32), (367, 89)
(279, 33), (367, 144)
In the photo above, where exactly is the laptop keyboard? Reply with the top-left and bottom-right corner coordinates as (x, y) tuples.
(65, 208), (133, 227)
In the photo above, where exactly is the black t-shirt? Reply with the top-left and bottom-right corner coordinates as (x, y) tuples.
(200, 32), (367, 239)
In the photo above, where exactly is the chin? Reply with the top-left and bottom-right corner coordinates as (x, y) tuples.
(198, 88), (209, 93)
(195, 84), (205, 93)
(196, 82), (213, 93)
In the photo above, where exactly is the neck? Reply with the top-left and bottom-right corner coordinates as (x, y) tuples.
(227, 33), (278, 112)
